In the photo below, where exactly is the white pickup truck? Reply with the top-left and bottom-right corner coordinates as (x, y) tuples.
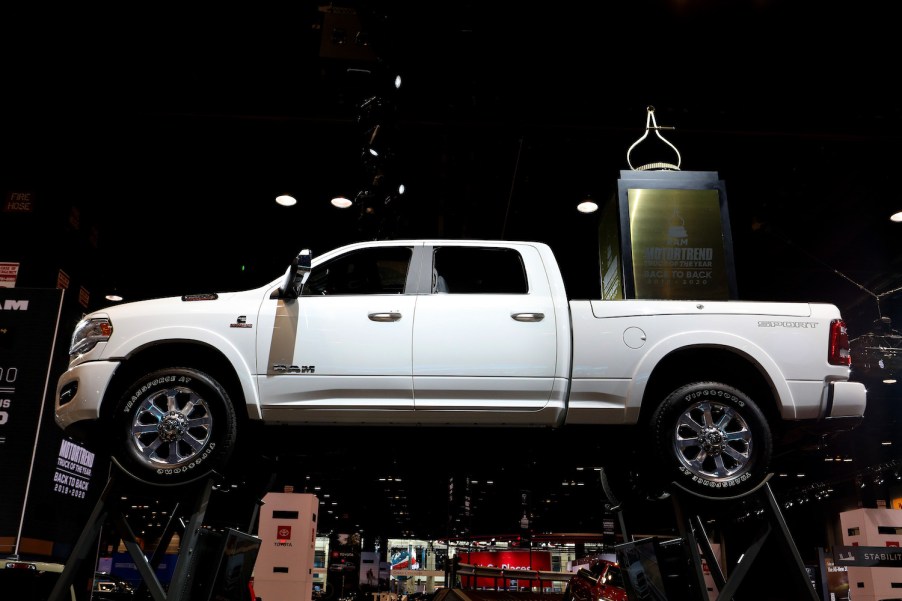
(54, 239), (867, 499)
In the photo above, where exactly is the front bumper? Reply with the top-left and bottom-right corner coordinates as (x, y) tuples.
(54, 360), (121, 430)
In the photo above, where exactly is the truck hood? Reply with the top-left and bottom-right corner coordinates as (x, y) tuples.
(87, 280), (280, 321)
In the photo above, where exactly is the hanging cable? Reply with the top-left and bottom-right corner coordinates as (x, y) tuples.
(501, 136), (525, 240)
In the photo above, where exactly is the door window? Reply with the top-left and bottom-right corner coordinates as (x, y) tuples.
(303, 247), (412, 295)
(431, 246), (528, 294)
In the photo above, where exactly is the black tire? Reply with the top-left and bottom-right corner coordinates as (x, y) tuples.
(111, 367), (237, 487)
(650, 381), (772, 498)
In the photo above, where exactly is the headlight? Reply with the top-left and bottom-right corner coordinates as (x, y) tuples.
(69, 317), (113, 355)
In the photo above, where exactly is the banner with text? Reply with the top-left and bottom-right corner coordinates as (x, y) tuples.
(628, 188), (731, 300)
(0, 288), (108, 558)
(0, 288), (64, 554)
(833, 545), (902, 568)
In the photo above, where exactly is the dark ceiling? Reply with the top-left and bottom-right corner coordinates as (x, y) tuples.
(5, 1), (899, 330)
(3, 2), (901, 545)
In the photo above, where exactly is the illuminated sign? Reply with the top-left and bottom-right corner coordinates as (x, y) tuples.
(456, 550), (552, 588)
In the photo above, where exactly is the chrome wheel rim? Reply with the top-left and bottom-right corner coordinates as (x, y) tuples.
(672, 400), (753, 482)
(128, 385), (213, 469)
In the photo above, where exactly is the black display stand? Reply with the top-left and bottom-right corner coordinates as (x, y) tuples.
(49, 470), (254, 601)
(600, 469), (819, 601)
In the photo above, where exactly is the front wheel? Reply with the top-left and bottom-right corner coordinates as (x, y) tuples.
(111, 367), (237, 487)
(650, 381), (772, 498)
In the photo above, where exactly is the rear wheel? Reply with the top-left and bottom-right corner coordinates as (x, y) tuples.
(650, 381), (772, 498)
(111, 367), (237, 487)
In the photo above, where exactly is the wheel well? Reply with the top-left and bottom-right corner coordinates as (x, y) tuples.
(638, 346), (780, 428)
(100, 341), (248, 427)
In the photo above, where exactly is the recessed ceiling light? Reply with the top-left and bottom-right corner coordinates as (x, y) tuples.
(331, 196), (352, 209)
(891, 211), (902, 222)
(577, 200), (598, 213)
(276, 194), (297, 206)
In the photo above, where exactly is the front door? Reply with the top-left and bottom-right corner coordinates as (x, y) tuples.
(258, 245), (417, 417)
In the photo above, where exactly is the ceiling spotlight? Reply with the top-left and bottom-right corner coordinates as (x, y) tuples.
(891, 211), (902, 222)
(398, 183), (405, 195)
(394, 74), (402, 89)
(577, 198), (598, 213)
(105, 290), (123, 302)
(276, 195), (297, 207)
(331, 196), (352, 209)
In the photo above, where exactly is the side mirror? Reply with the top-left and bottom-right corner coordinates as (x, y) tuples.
(277, 249), (313, 299)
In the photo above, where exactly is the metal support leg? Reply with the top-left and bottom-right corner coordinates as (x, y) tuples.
(760, 482), (819, 601)
(155, 477), (216, 601)
(671, 479), (819, 601)
(600, 467), (629, 543)
(52, 472), (220, 601)
(130, 505), (185, 600)
(110, 505), (168, 601)
(715, 521), (772, 601)
(670, 493), (713, 601)
(692, 516), (727, 592)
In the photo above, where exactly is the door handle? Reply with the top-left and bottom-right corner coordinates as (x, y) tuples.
(511, 312), (544, 322)
(368, 311), (402, 322)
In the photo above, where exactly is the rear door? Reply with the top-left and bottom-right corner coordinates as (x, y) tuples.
(412, 243), (558, 411)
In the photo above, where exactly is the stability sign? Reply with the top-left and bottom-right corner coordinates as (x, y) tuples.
(833, 546), (902, 568)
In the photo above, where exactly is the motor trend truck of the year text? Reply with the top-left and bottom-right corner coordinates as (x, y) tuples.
(54, 239), (867, 498)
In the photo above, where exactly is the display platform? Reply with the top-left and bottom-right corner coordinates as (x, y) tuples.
(49, 470), (261, 601)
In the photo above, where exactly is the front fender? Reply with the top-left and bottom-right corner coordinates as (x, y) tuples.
(108, 326), (261, 419)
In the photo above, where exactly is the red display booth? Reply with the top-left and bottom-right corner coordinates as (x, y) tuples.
(456, 549), (552, 590)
